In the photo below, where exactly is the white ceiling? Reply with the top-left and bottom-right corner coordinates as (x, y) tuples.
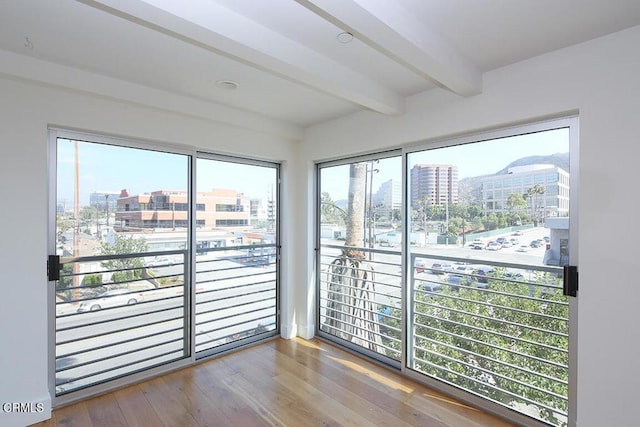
(1, 0), (639, 133)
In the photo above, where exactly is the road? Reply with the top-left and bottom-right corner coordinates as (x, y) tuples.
(318, 226), (556, 315)
(55, 253), (277, 393)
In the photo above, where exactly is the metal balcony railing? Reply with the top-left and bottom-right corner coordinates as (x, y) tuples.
(318, 244), (402, 365)
(317, 244), (568, 426)
(54, 250), (189, 395)
(194, 244), (278, 356)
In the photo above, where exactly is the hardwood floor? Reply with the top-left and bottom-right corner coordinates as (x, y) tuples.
(33, 338), (514, 427)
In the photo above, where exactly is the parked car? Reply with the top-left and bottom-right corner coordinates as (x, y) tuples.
(446, 273), (487, 291)
(415, 259), (427, 273)
(530, 240), (543, 248)
(417, 280), (443, 293)
(430, 262), (453, 275)
(77, 289), (145, 312)
(512, 230), (523, 236)
(516, 244), (530, 252)
(486, 241), (502, 251)
(472, 265), (495, 283)
(469, 238), (484, 249)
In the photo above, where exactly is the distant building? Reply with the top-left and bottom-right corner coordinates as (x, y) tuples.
(373, 179), (401, 220)
(410, 164), (458, 209)
(89, 191), (120, 212)
(480, 164), (569, 218)
(115, 188), (251, 230)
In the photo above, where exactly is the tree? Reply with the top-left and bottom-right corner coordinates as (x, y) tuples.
(381, 269), (569, 426)
(320, 191), (346, 225)
(100, 235), (148, 283)
(323, 163), (384, 353)
(525, 185), (546, 225)
(506, 192), (527, 213)
(56, 214), (73, 239)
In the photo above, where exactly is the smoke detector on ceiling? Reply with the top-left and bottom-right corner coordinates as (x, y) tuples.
(336, 32), (354, 44)
(216, 79), (240, 90)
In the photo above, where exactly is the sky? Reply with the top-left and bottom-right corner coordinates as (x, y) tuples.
(56, 127), (569, 208)
(320, 127), (570, 201)
(56, 140), (277, 207)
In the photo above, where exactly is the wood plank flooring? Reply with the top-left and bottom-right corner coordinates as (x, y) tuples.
(32, 337), (515, 427)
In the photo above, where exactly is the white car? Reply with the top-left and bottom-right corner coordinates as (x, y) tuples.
(516, 245), (530, 252)
(486, 241), (502, 251)
(77, 289), (145, 312)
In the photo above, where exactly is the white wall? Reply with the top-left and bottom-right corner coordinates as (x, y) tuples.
(298, 26), (640, 427)
(0, 76), (297, 427)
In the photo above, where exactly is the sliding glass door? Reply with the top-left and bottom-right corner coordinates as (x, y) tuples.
(50, 130), (280, 403)
(317, 118), (578, 426)
(194, 156), (280, 357)
(316, 153), (403, 366)
(52, 133), (191, 396)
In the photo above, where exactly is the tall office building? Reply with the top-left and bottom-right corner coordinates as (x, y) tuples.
(410, 164), (458, 209)
(480, 164), (569, 218)
(373, 179), (402, 219)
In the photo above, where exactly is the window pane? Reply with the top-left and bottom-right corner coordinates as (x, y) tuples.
(407, 128), (570, 426)
(55, 138), (189, 395)
(318, 156), (402, 363)
(194, 158), (279, 355)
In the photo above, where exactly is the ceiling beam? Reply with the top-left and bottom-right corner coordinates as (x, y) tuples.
(295, 0), (483, 96)
(81, 0), (405, 115)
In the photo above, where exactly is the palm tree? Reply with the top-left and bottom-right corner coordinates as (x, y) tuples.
(525, 184), (546, 225)
(324, 162), (384, 353)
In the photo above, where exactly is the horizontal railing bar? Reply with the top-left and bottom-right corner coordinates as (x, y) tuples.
(196, 322), (278, 348)
(411, 355), (567, 416)
(319, 280), (402, 303)
(196, 298), (276, 326)
(413, 321), (568, 370)
(55, 349), (184, 388)
(56, 337), (184, 373)
(195, 263), (274, 276)
(424, 277), (569, 308)
(447, 269), (564, 291)
(320, 243), (402, 257)
(195, 271), (275, 285)
(408, 251), (564, 275)
(195, 280), (275, 296)
(321, 263), (397, 285)
(196, 298), (275, 319)
(198, 244), (277, 254)
(59, 290), (183, 314)
(319, 257), (403, 272)
(56, 326), (184, 359)
(413, 311), (568, 355)
(413, 284), (569, 323)
(413, 332), (567, 386)
(56, 316), (184, 346)
(196, 313), (276, 336)
(319, 261), (403, 281)
(320, 313), (402, 344)
(56, 304), (184, 332)
(60, 249), (187, 265)
(319, 315), (402, 350)
(412, 342), (568, 401)
(414, 298), (568, 338)
(319, 291), (400, 314)
(195, 287), (275, 304)
(319, 297), (401, 329)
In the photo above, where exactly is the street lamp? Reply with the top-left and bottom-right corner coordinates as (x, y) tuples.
(367, 161), (379, 259)
(105, 194), (110, 226)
